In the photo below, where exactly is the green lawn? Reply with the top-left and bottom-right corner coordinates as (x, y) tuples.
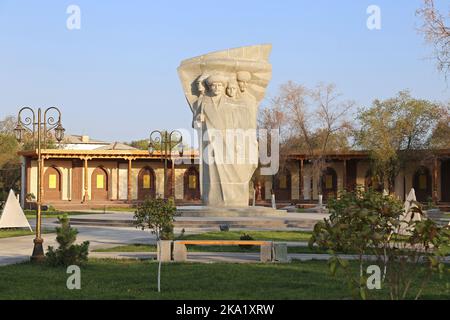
(0, 229), (55, 239)
(180, 231), (312, 242)
(92, 231), (316, 254)
(93, 244), (324, 254)
(0, 259), (448, 300)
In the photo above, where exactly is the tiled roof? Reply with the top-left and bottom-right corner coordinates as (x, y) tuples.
(64, 135), (108, 144)
(94, 142), (138, 151)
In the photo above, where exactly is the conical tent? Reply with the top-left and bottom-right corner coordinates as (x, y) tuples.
(399, 188), (421, 234)
(0, 190), (32, 231)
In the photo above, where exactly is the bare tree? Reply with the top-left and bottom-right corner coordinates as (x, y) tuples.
(417, 0), (450, 77)
(266, 81), (354, 197)
(0, 116), (17, 134)
(256, 97), (288, 195)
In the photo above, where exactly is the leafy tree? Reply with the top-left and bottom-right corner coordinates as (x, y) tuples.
(128, 136), (185, 152)
(46, 215), (90, 267)
(0, 116), (22, 201)
(429, 106), (450, 149)
(128, 139), (150, 150)
(355, 90), (445, 193)
(134, 197), (178, 292)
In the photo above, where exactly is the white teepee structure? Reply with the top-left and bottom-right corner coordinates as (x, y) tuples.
(399, 188), (422, 234)
(0, 190), (32, 231)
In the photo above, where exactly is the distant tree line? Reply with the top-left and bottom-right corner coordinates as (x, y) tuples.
(259, 82), (449, 195)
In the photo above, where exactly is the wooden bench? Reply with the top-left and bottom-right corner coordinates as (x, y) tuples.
(173, 240), (273, 262)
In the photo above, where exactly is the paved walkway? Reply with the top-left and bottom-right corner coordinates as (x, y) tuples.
(0, 221), (159, 266)
(68, 211), (328, 222)
(0, 211), (325, 266)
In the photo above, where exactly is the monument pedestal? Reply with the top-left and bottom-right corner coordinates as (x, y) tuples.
(177, 206), (287, 217)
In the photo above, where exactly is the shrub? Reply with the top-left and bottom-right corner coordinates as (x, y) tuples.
(239, 233), (255, 250)
(46, 215), (90, 267)
(310, 187), (450, 300)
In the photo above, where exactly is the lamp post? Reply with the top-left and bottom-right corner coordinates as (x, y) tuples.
(14, 107), (65, 262)
(148, 130), (183, 199)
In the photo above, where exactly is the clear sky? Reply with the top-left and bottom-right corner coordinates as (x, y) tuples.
(0, 0), (448, 144)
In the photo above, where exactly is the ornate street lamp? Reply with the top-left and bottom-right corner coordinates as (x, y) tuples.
(15, 107), (65, 262)
(148, 130), (183, 199)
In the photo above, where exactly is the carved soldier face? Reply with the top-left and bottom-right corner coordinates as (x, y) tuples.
(238, 80), (247, 93)
(226, 82), (238, 98)
(210, 82), (224, 96)
(197, 80), (205, 95)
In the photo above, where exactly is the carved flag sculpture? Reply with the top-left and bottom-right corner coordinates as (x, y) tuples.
(0, 190), (32, 231)
(178, 44), (272, 207)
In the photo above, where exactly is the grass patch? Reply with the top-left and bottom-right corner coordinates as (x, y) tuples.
(180, 231), (312, 242)
(94, 244), (155, 253)
(0, 228), (55, 239)
(0, 259), (448, 300)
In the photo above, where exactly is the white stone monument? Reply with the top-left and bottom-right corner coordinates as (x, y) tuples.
(0, 190), (32, 231)
(178, 44), (273, 208)
(399, 188), (422, 234)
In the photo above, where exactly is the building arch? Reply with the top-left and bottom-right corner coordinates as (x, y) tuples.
(274, 167), (291, 202)
(321, 167), (337, 201)
(44, 166), (62, 201)
(183, 166), (200, 201)
(138, 166), (156, 201)
(365, 169), (383, 192)
(91, 166), (109, 201)
(413, 166), (432, 202)
(442, 160), (450, 202)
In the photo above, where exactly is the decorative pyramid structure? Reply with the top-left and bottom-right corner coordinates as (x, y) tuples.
(0, 190), (32, 231)
(399, 188), (422, 234)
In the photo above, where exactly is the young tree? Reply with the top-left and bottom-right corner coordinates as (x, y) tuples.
(356, 91), (444, 193)
(134, 197), (177, 293)
(0, 117), (21, 201)
(417, 0), (450, 78)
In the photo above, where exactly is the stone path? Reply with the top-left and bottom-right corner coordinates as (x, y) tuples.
(0, 211), (323, 266)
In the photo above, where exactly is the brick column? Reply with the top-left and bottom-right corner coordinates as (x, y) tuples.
(343, 159), (347, 191)
(432, 157), (439, 203)
(299, 159), (304, 200)
(83, 158), (88, 202)
(127, 158), (132, 203)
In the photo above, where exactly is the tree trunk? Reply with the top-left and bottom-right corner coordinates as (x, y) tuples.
(156, 230), (161, 293)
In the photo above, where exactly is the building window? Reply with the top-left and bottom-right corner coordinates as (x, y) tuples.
(143, 174), (151, 189)
(279, 175), (287, 189)
(96, 175), (104, 189)
(189, 175), (197, 189)
(49, 174), (57, 189)
(419, 174), (427, 190)
(325, 175), (333, 189)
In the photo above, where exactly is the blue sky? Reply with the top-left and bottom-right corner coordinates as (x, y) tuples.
(0, 0), (448, 143)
